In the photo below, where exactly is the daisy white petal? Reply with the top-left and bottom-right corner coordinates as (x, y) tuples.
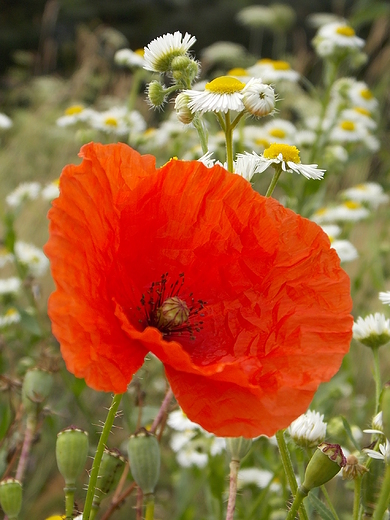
(185, 76), (246, 114)
(242, 78), (276, 117)
(143, 31), (196, 73)
(379, 291), (390, 305)
(353, 313), (390, 348)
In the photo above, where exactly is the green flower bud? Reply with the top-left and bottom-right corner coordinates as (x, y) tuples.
(381, 383), (390, 440)
(175, 93), (195, 125)
(56, 427), (89, 487)
(225, 437), (252, 462)
(21, 368), (53, 416)
(147, 81), (167, 108)
(92, 449), (126, 509)
(170, 55), (192, 72)
(127, 428), (160, 495)
(0, 478), (22, 519)
(300, 443), (346, 495)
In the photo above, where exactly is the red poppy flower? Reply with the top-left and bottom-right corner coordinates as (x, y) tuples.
(45, 142), (353, 438)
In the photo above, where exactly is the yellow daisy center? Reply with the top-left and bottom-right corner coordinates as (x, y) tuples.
(356, 183), (368, 191)
(205, 76), (246, 94)
(343, 201), (361, 209)
(361, 88), (374, 100)
(336, 26), (356, 37)
(135, 48), (145, 57)
(255, 138), (270, 148)
(272, 60), (291, 70)
(227, 67), (248, 77)
(340, 120), (356, 131)
(258, 58), (273, 65)
(263, 143), (300, 163)
(5, 307), (18, 317)
(104, 117), (119, 127)
(354, 107), (371, 117)
(64, 105), (84, 116)
(315, 208), (328, 216)
(269, 128), (286, 138)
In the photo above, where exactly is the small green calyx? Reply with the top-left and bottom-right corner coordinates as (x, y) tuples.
(56, 426), (89, 487)
(0, 478), (23, 518)
(300, 443), (346, 494)
(156, 296), (190, 330)
(127, 428), (160, 495)
(225, 437), (253, 462)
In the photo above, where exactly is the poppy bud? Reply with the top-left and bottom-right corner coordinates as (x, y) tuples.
(300, 443), (346, 495)
(21, 368), (53, 416)
(381, 382), (390, 440)
(127, 429), (160, 495)
(92, 449), (126, 510)
(56, 427), (89, 487)
(0, 478), (22, 519)
(225, 437), (252, 462)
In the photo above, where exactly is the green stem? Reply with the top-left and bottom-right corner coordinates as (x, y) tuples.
(372, 347), (382, 414)
(286, 487), (307, 520)
(65, 487), (75, 519)
(265, 165), (283, 197)
(353, 477), (362, 520)
(192, 115), (209, 155)
(145, 494), (155, 520)
(226, 459), (240, 520)
(372, 463), (390, 520)
(275, 430), (309, 520)
(89, 507), (98, 520)
(82, 393), (123, 520)
(224, 112), (234, 172)
(320, 485), (341, 520)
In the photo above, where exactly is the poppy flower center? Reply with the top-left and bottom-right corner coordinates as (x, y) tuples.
(140, 273), (206, 340)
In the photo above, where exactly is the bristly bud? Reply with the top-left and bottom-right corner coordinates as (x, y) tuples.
(92, 449), (126, 510)
(225, 437), (252, 462)
(300, 443), (346, 495)
(381, 382), (390, 440)
(147, 81), (167, 108)
(127, 428), (160, 495)
(0, 478), (22, 519)
(21, 368), (53, 416)
(342, 454), (368, 480)
(56, 427), (89, 487)
(175, 93), (195, 124)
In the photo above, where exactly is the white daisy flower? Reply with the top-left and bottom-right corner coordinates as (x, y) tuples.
(348, 81), (378, 111)
(237, 468), (275, 489)
(234, 153), (260, 182)
(185, 76), (246, 114)
(6, 182), (41, 208)
(365, 439), (390, 464)
(330, 118), (371, 144)
(331, 239), (359, 263)
(14, 241), (49, 277)
(167, 409), (202, 432)
(312, 201), (370, 223)
(114, 48), (146, 68)
(42, 180), (60, 201)
(288, 410), (327, 448)
(341, 182), (388, 209)
(89, 106), (130, 135)
(242, 78), (276, 117)
(313, 21), (365, 58)
(226, 67), (252, 83)
(320, 224), (342, 239)
(56, 105), (95, 127)
(236, 5), (275, 29)
(379, 291), (390, 305)
(0, 308), (21, 328)
(0, 277), (21, 295)
(0, 113), (13, 129)
(0, 249), (14, 269)
(197, 151), (217, 169)
(143, 31), (196, 73)
(251, 143), (325, 180)
(247, 58), (300, 83)
(364, 411), (384, 435)
(353, 313), (390, 348)
(262, 119), (297, 144)
(176, 445), (208, 468)
(340, 107), (377, 130)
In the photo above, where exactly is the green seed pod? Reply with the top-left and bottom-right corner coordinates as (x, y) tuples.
(300, 443), (346, 495)
(225, 437), (253, 462)
(92, 449), (126, 509)
(127, 429), (160, 495)
(56, 427), (89, 487)
(0, 478), (22, 519)
(381, 383), (390, 440)
(21, 368), (53, 416)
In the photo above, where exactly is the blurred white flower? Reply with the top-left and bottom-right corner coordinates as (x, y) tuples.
(56, 105), (95, 127)
(6, 182), (41, 208)
(0, 277), (22, 295)
(0, 249), (14, 269)
(341, 182), (388, 209)
(0, 308), (21, 328)
(42, 180), (60, 201)
(14, 241), (49, 277)
(238, 468), (275, 489)
(0, 113), (13, 129)
(312, 202), (370, 223)
(115, 48), (146, 68)
(379, 291), (390, 305)
(247, 59), (300, 83)
(167, 409), (202, 432)
(348, 81), (378, 111)
(313, 21), (365, 58)
(331, 239), (359, 263)
(365, 439), (390, 464)
(353, 313), (390, 348)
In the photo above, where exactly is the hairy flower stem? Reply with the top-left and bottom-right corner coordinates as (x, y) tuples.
(151, 386), (174, 434)
(82, 393), (123, 520)
(226, 459), (240, 520)
(15, 414), (36, 482)
(224, 112), (234, 172)
(371, 347), (382, 414)
(372, 463), (390, 520)
(275, 430), (309, 520)
(265, 165), (282, 197)
(320, 485), (340, 520)
(192, 116), (209, 155)
(353, 477), (362, 520)
(286, 487), (307, 520)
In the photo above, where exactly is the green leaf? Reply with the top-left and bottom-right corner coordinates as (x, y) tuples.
(0, 403), (11, 440)
(308, 493), (338, 520)
(19, 309), (42, 336)
(340, 415), (361, 451)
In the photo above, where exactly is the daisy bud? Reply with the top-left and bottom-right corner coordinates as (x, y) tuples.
(381, 383), (390, 440)
(92, 449), (126, 511)
(342, 454), (368, 480)
(242, 80), (275, 117)
(300, 443), (346, 495)
(288, 410), (327, 449)
(56, 427), (89, 487)
(147, 81), (167, 108)
(127, 429), (160, 495)
(21, 368), (53, 416)
(353, 313), (390, 349)
(0, 478), (22, 519)
(225, 437), (252, 462)
(175, 93), (195, 124)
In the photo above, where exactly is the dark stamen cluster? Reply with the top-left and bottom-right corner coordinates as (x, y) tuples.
(137, 272), (206, 340)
